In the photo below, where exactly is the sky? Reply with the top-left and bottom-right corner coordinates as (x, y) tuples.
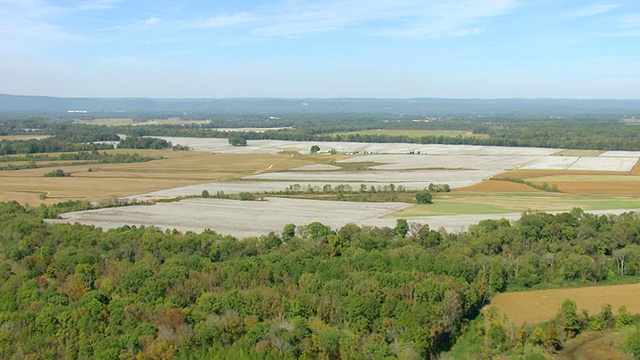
(0, 0), (639, 99)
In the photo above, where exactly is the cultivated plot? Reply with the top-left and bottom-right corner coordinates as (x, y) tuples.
(244, 169), (495, 188)
(54, 198), (640, 238)
(54, 197), (411, 239)
(521, 153), (639, 171)
(490, 283), (640, 326)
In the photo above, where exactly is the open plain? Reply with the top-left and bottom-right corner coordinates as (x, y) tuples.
(34, 137), (640, 237)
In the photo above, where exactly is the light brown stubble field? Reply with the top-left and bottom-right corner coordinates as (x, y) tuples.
(0, 149), (313, 204)
(489, 283), (640, 326)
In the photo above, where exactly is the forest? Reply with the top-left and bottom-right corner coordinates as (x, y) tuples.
(3, 201), (640, 359)
(3, 115), (640, 152)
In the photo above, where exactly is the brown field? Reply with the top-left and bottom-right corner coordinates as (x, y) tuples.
(555, 149), (603, 157)
(489, 283), (640, 326)
(456, 179), (543, 192)
(0, 150), (313, 204)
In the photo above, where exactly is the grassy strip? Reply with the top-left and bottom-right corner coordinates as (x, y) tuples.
(493, 176), (560, 192)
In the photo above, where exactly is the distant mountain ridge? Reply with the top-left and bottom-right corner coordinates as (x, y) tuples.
(1, 93), (639, 117)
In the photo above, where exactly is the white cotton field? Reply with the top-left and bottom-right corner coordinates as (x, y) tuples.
(521, 155), (638, 171)
(337, 154), (543, 171)
(158, 137), (560, 157)
(243, 169), (494, 188)
(53, 138), (640, 237)
(51, 197), (640, 238)
(55, 197), (411, 239)
(123, 181), (434, 202)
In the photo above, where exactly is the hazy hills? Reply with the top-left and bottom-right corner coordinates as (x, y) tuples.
(1, 94), (639, 118)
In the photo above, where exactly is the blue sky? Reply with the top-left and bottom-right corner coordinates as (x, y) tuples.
(0, 0), (639, 98)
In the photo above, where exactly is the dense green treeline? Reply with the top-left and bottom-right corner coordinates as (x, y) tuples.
(0, 151), (162, 171)
(115, 119), (640, 151)
(2, 202), (640, 358)
(0, 137), (115, 155)
(3, 117), (640, 151)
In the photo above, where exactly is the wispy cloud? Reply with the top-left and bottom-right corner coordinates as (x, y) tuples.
(233, 0), (516, 40)
(598, 13), (640, 37)
(187, 12), (257, 29)
(0, 0), (119, 43)
(76, 0), (120, 11)
(618, 14), (640, 28)
(570, 2), (621, 18)
(142, 17), (161, 26)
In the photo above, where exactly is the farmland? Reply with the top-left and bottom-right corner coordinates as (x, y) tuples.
(0, 149), (313, 204)
(490, 284), (640, 326)
(4, 116), (640, 359)
(29, 138), (640, 237)
(5, 136), (640, 238)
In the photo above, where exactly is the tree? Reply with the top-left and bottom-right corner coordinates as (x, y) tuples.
(310, 145), (320, 154)
(416, 190), (432, 204)
(395, 219), (409, 238)
(228, 135), (247, 146)
(558, 299), (582, 339)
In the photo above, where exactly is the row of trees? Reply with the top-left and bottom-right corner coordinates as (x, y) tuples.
(4, 115), (640, 152)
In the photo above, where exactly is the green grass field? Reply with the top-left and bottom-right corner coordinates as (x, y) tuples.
(394, 192), (640, 216)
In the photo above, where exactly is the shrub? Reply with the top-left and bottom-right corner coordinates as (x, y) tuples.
(416, 190), (432, 204)
(43, 169), (71, 177)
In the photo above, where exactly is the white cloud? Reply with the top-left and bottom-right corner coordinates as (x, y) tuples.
(0, 0), (119, 44)
(76, 0), (120, 11)
(570, 2), (621, 18)
(188, 12), (257, 29)
(142, 17), (161, 26)
(242, 0), (515, 40)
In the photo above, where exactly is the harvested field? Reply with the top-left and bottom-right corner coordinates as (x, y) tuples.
(555, 149), (602, 157)
(456, 179), (542, 192)
(292, 164), (342, 171)
(489, 283), (640, 326)
(0, 150), (312, 204)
